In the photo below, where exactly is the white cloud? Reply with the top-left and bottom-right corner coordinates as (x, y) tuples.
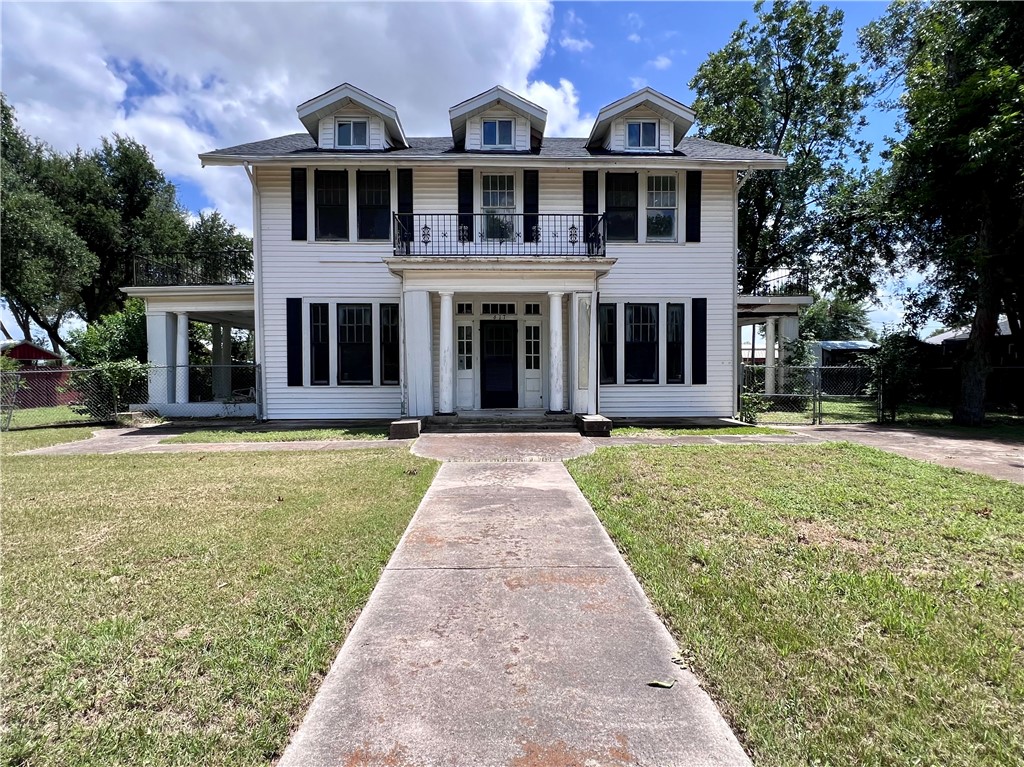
(626, 12), (643, 43)
(559, 9), (593, 53)
(629, 76), (648, 90)
(647, 55), (672, 71)
(0, 1), (590, 232)
(627, 33), (642, 44)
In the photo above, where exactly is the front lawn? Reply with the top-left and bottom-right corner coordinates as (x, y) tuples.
(7, 404), (94, 430)
(161, 426), (388, 444)
(0, 426), (98, 455)
(568, 443), (1024, 766)
(611, 426), (790, 437)
(1, 450), (436, 766)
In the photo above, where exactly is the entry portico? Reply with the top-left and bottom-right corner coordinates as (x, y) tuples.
(389, 257), (614, 418)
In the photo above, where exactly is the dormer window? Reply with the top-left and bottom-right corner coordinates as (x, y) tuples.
(483, 119), (514, 148)
(337, 120), (368, 148)
(626, 120), (658, 150)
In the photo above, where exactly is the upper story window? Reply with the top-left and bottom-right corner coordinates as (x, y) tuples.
(315, 169), (348, 241)
(626, 120), (658, 150)
(356, 170), (391, 240)
(606, 172), (638, 242)
(337, 120), (368, 148)
(483, 119), (514, 148)
(482, 174), (515, 240)
(646, 175), (677, 241)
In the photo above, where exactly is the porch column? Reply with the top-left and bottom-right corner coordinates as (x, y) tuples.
(145, 311), (175, 405)
(765, 317), (777, 395)
(548, 292), (565, 412)
(404, 291), (433, 417)
(175, 312), (189, 404)
(438, 291), (454, 414)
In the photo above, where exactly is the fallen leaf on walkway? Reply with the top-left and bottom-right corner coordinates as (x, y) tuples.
(647, 679), (676, 689)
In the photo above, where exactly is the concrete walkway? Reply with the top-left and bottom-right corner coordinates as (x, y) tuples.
(277, 446), (750, 767)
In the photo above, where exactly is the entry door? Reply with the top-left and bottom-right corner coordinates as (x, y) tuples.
(455, 322), (474, 410)
(480, 321), (518, 408)
(523, 322), (543, 408)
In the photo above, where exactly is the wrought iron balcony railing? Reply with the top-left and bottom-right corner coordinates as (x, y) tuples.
(133, 252), (253, 287)
(740, 271), (811, 296)
(393, 213), (606, 258)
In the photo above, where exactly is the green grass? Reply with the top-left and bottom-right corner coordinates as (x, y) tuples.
(7, 404), (94, 430)
(757, 397), (879, 425)
(0, 426), (98, 455)
(611, 426), (791, 437)
(568, 443), (1024, 766)
(1, 450), (437, 766)
(161, 426), (389, 444)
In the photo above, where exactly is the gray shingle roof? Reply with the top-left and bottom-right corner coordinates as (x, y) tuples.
(201, 134), (784, 164)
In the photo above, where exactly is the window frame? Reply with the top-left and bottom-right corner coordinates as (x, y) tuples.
(599, 304), (617, 385)
(314, 169), (349, 241)
(626, 120), (658, 150)
(356, 169), (391, 241)
(645, 174), (678, 242)
(309, 303), (330, 386)
(336, 303), (373, 386)
(336, 119), (369, 149)
(666, 302), (685, 384)
(379, 303), (400, 386)
(482, 118), (515, 148)
(605, 172), (639, 242)
(624, 303), (659, 384)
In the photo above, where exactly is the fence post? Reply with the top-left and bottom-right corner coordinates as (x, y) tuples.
(813, 367), (821, 425)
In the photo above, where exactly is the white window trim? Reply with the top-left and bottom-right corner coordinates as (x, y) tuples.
(308, 166), (395, 245)
(301, 297), (400, 388)
(336, 119), (369, 149)
(643, 171), (679, 243)
(606, 297), (695, 387)
(482, 117), (516, 149)
(625, 119), (659, 150)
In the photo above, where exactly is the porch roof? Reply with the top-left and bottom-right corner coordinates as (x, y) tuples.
(121, 284), (255, 329)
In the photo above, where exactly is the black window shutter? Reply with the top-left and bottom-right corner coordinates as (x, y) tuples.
(523, 169), (539, 243)
(583, 170), (599, 251)
(286, 298), (303, 386)
(685, 170), (702, 243)
(692, 298), (707, 385)
(457, 168), (474, 242)
(291, 168), (307, 241)
(397, 168), (413, 248)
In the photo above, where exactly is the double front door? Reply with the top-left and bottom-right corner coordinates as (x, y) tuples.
(454, 318), (544, 410)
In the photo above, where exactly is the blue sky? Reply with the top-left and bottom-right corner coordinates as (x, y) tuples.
(3, 0), (915, 341)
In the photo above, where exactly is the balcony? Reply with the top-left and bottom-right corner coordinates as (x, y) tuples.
(133, 252), (253, 287)
(393, 213), (606, 258)
(741, 271), (810, 297)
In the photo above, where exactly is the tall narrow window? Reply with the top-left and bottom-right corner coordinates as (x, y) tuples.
(625, 303), (658, 383)
(310, 303), (329, 385)
(482, 119), (513, 148)
(315, 169), (348, 240)
(599, 304), (617, 385)
(626, 121), (657, 149)
(667, 303), (685, 384)
(457, 325), (473, 371)
(605, 173), (638, 242)
(525, 325), (541, 370)
(337, 120), (368, 148)
(482, 174), (515, 240)
(380, 304), (399, 386)
(647, 175), (677, 241)
(337, 304), (372, 385)
(357, 170), (391, 240)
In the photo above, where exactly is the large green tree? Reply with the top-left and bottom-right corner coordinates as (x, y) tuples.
(799, 293), (875, 341)
(0, 97), (252, 353)
(690, 0), (881, 298)
(860, 1), (1024, 423)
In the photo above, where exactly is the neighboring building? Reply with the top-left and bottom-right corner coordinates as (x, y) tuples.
(124, 83), (811, 421)
(925, 316), (1020, 366)
(0, 339), (62, 367)
(809, 339), (878, 367)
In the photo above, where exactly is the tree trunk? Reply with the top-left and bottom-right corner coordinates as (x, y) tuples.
(953, 249), (1000, 426)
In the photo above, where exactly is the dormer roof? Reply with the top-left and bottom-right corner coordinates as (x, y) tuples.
(296, 83), (409, 148)
(586, 87), (696, 150)
(448, 85), (548, 148)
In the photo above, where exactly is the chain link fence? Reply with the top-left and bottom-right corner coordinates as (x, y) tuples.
(1, 364), (260, 430)
(741, 365), (880, 425)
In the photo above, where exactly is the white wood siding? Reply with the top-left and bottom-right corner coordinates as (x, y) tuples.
(605, 107), (674, 152)
(598, 169), (736, 416)
(538, 169), (583, 213)
(317, 109), (388, 150)
(258, 166), (402, 419)
(465, 108), (529, 151)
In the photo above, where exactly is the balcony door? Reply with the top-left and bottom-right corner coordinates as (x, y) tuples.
(480, 321), (518, 408)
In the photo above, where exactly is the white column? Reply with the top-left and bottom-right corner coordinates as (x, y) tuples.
(438, 291), (454, 414)
(588, 290), (599, 414)
(175, 312), (189, 404)
(145, 312), (174, 405)
(765, 317), (777, 396)
(404, 291), (434, 417)
(548, 291), (564, 412)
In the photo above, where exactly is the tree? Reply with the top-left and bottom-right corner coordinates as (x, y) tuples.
(799, 293), (875, 341)
(690, 0), (880, 298)
(66, 298), (148, 366)
(0, 96), (252, 352)
(860, 2), (1024, 424)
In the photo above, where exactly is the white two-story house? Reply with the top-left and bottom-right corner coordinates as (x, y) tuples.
(125, 82), (805, 424)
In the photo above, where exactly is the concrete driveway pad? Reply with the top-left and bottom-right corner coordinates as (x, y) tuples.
(278, 461), (749, 767)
